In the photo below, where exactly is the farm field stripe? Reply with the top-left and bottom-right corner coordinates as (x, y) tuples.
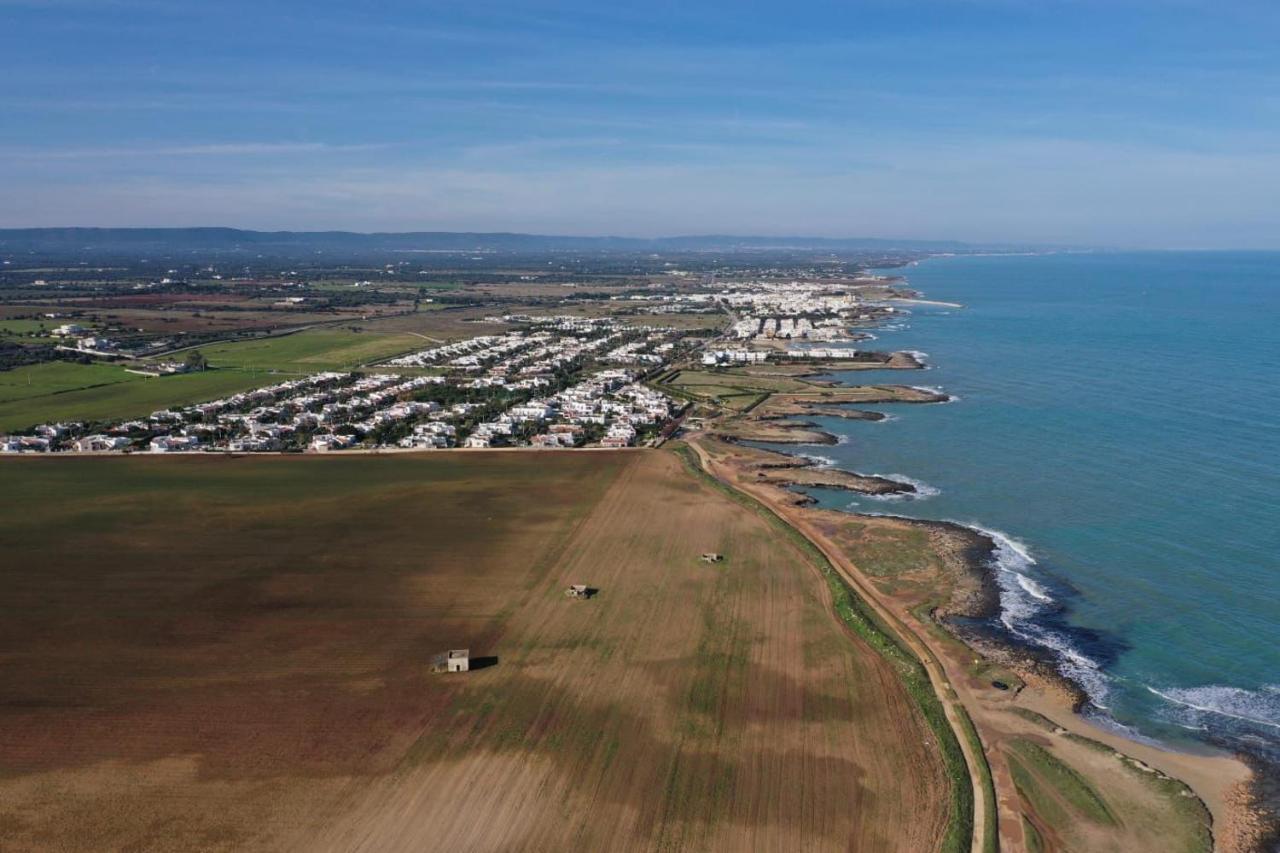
(673, 442), (989, 853)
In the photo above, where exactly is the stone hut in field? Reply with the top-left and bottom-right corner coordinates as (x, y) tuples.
(700, 553), (724, 563)
(431, 649), (470, 673)
(565, 584), (595, 599)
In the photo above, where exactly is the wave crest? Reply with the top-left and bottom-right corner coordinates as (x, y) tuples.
(863, 473), (941, 501)
(1148, 684), (1280, 731)
(963, 523), (1112, 708)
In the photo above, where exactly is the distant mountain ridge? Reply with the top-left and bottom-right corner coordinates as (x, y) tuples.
(0, 227), (974, 255)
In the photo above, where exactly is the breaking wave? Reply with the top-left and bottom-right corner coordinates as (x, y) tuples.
(965, 524), (1113, 708)
(799, 453), (836, 468)
(1148, 684), (1280, 732)
(863, 473), (941, 501)
(910, 384), (960, 403)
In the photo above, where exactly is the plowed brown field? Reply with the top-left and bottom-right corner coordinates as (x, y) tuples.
(0, 450), (949, 851)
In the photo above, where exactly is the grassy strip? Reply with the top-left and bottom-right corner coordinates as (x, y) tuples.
(671, 444), (976, 853)
(1010, 739), (1117, 826)
(0, 367), (285, 432)
(1008, 753), (1072, 831)
(1008, 706), (1059, 731)
(1022, 816), (1045, 853)
(1059, 733), (1212, 852)
(956, 704), (1000, 853)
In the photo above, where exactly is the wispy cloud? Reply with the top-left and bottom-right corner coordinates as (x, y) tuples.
(0, 142), (391, 160)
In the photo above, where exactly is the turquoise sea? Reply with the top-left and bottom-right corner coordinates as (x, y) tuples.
(783, 252), (1280, 764)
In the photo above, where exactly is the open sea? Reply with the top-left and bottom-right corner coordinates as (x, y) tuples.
(782, 251), (1280, 766)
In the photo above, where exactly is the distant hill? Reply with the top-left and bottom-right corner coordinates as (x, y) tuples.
(0, 227), (973, 256)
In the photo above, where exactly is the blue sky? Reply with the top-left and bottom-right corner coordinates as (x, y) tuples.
(3, 0), (1278, 246)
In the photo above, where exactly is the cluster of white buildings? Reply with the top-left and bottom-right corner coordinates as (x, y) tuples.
(385, 334), (516, 368)
(463, 369), (674, 450)
(782, 347), (860, 360)
(2, 372), (450, 454)
(651, 279), (885, 344)
(701, 348), (770, 366)
(5, 316), (693, 455)
(603, 333), (672, 366)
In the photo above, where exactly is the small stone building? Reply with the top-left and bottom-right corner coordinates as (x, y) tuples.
(431, 649), (470, 673)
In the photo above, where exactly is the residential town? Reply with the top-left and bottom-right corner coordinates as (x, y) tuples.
(2, 320), (690, 454)
(1, 271), (908, 454)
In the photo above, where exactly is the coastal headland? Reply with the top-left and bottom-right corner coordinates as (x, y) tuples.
(1, 251), (1274, 851)
(665, 296), (1273, 851)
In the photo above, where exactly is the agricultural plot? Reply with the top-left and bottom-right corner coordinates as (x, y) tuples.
(359, 306), (512, 340)
(0, 450), (952, 852)
(0, 362), (281, 431)
(665, 368), (822, 396)
(188, 327), (427, 371)
(0, 319), (54, 336)
(0, 361), (132, 404)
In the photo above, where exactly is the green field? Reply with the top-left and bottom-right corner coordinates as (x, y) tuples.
(0, 319), (55, 336)
(0, 362), (281, 431)
(0, 362), (132, 404)
(664, 368), (819, 396)
(189, 328), (427, 371)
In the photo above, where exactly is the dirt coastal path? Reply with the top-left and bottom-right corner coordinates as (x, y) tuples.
(685, 438), (996, 853)
(685, 432), (1265, 852)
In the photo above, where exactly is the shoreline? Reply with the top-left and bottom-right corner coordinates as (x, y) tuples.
(719, 268), (1278, 849)
(692, 432), (1269, 850)
(931, 515), (1279, 852)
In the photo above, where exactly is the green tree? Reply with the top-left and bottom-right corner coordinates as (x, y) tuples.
(185, 349), (208, 371)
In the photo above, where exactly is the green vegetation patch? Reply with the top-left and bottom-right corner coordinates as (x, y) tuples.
(191, 328), (426, 371)
(666, 369), (817, 395)
(832, 520), (940, 579)
(1008, 706), (1060, 731)
(1022, 816), (1045, 853)
(0, 319), (55, 336)
(1009, 738), (1118, 827)
(0, 365), (281, 431)
(0, 361), (134, 405)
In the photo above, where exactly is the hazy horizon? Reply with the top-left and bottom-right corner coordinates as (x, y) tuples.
(5, 1), (1279, 248)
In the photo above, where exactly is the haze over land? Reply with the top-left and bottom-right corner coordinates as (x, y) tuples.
(4, 1), (1280, 247)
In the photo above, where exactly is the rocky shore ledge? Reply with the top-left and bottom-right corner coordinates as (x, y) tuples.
(715, 441), (918, 498)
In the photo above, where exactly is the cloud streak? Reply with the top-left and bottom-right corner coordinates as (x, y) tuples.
(0, 142), (392, 160)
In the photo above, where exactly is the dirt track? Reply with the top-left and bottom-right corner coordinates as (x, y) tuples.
(685, 437), (990, 853)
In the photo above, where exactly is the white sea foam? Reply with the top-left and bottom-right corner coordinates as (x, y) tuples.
(907, 350), (930, 361)
(910, 384), (959, 403)
(1147, 684), (1280, 731)
(1016, 573), (1053, 602)
(863, 473), (941, 501)
(873, 413), (899, 424)
(835, 433), (849, 445)
(799, 453), (836, 468)
(961, 523), (1112, 707)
